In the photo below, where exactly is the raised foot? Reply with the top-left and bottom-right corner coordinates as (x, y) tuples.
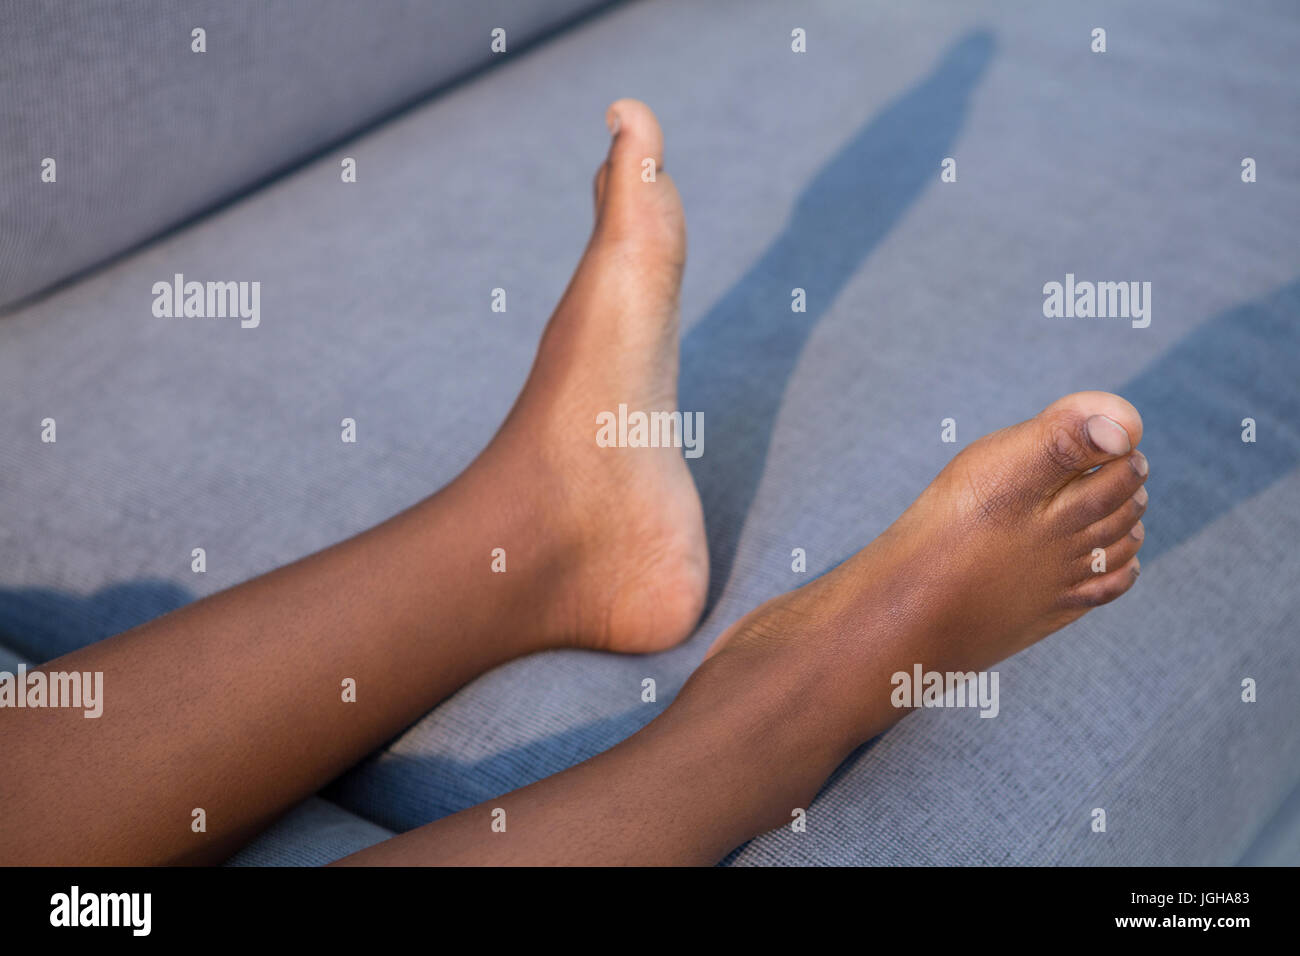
(485, 99), (707, 655)
(707, 390), (1148, 743)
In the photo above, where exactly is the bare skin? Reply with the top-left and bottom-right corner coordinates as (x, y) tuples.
(0, 101), (1146, 867)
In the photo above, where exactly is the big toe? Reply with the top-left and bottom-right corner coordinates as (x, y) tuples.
(607, 99), (663, 168)
(592, 99), (681, 253)
(1025, 391), (1144, 491)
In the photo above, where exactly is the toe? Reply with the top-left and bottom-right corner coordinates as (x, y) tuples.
(595, 99), (665, 216)
(604, 98), (665, 178)
(1051, 449), (1148, 529)
(1028, 391), (1144, 491)
(1077, 521), (1145, 579)
(587, 98), (686, 270)
(591, 97), (660, 210)
(1064, 555), (1142, 608)
(593, 100), (680, 247)
(1077, 484), (1148, 546)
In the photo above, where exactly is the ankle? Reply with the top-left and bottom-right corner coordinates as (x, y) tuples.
(406, 451), (577, 657)
(695, 609), (864, 757)
(706, 572), (923, 752)
(651, 648), (860, 846)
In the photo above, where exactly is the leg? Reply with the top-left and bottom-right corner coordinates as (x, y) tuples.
(339, 392), (1148, 864)
(0, 100), (707, 866)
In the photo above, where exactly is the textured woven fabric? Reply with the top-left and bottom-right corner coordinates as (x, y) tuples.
(0, 0), (1296, 865)
(223, 797), (393, 867)
(0, 639), (28, 675)
(0, 0), (612, 308)
(1238, 780), (1300, 867)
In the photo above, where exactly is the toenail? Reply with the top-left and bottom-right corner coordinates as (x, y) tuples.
(1129, 450), (1149, 477)
(1134, 486), (1148, 507)
(1130, 522), (1145, 541)
(1085, 415), (1131, 456)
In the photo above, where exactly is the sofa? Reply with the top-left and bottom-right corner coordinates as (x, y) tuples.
(2, 0), (1297, 866)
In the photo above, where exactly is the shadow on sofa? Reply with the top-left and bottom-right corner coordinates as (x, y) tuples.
(681, 29), (997, 610)
(0, 580), (193, 664)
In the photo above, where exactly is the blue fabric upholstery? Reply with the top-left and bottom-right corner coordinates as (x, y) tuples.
(0, 0), (612, 307)
(223, 797), (394, 867)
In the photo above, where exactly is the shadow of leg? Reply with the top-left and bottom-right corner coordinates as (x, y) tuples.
(680, 30), (997, 610)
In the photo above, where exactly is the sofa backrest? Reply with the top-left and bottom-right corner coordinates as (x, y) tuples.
(0, 0), (613, 310)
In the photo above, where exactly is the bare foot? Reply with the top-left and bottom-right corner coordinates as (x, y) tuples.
(707, 391), (1147, 742)
(471, 99), (707, 654)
